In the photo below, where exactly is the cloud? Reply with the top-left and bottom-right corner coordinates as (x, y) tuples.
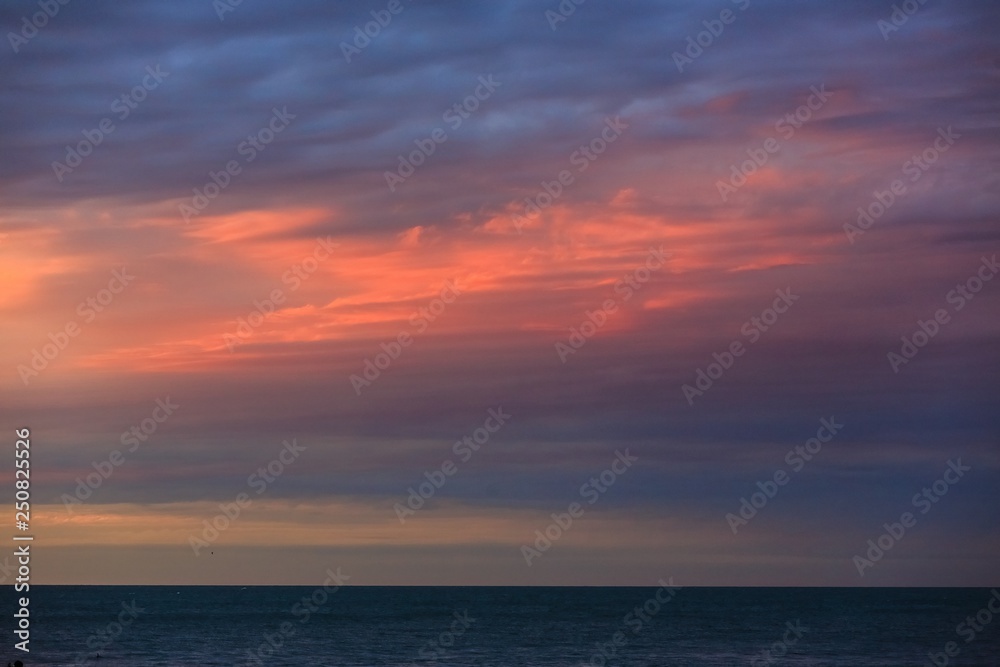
(2, 0), (999, 584)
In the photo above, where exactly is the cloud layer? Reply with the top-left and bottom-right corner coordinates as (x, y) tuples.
(2, 0), (999, 585)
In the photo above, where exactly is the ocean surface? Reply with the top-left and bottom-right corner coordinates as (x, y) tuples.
(4, 586), (999, 666)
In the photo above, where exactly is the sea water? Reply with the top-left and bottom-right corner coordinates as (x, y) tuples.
(4, 586), (999, 666)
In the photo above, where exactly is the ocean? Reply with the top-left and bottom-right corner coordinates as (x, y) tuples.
(5, 586), (999, 666)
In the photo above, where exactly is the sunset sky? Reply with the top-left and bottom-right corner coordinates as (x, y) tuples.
(2, 0), (998, 586)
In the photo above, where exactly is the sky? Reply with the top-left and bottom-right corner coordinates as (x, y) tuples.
(1, 0), (998, 586)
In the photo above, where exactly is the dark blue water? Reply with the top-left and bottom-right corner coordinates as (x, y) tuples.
(4, 587), (999, 666)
